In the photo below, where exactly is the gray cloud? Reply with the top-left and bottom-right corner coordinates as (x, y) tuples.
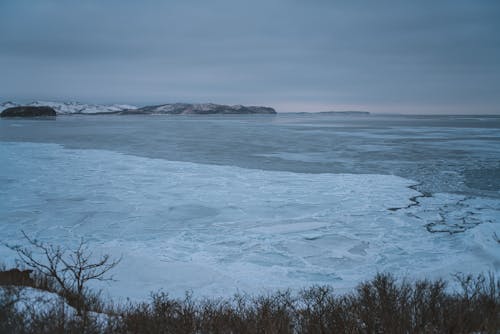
(1, 0), (499, 113)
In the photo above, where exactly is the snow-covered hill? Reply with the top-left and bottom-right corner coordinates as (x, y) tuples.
(0, 101), (137, 114)
(0, 101), (277, 115)
(132, 103), (276, 114)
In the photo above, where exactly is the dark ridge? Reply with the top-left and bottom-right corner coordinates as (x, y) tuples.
(0, 106), (56, 118)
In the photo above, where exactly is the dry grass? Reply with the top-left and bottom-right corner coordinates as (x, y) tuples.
(1, 272), (499, 333)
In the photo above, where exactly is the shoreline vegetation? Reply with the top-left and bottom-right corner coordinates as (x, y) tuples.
(1, 237), (499, 333)
(1, 270), (499, 333)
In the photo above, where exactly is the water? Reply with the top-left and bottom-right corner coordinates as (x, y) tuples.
(2, 114), (500, 196)
(0, 113), (499, 300)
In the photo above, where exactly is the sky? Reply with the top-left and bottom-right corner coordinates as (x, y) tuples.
(1, 0), (499, 114)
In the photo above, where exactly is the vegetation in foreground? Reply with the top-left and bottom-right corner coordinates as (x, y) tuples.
(0, 235), (499, 333)
(2, 272), (499, 333)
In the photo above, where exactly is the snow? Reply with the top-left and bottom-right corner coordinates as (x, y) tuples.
(0, 101), (137, 114)
(0, 286), (109, 325)
(0, 141), (498, 301)
(9, 287), (76, 316)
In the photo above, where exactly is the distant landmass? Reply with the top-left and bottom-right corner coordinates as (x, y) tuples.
(0, 106), (57, 118)
(122, 103), (276, 115)
(289, 111), (371, 116)
(0, 101), (276, 115)
(0, 101), (136, 115)
(318, 111), (370, 115)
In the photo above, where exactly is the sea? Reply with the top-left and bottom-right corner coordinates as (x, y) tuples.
(1, 113), (499, 300)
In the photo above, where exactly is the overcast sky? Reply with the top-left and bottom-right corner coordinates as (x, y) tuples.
(1, 0), (499, 113)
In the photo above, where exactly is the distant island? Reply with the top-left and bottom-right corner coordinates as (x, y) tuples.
(0, 106), (57, 118)
(289, 111), (371, 116)
(0, 101), (276, 115)
(318, 111), (370, 115)
(122, 103), (276, 115)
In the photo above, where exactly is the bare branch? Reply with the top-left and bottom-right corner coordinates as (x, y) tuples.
(3, 231), (121, 314)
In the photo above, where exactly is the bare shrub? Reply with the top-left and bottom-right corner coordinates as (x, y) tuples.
(1, 235), (499, 333)
(5, 231), (121, 315)
(0, 286), (24, 333)
(0, 272), (499, 333)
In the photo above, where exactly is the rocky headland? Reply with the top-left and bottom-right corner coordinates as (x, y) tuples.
(0, 106), (57, 117)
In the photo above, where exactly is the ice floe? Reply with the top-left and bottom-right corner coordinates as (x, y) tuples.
(0, 142), (498, 301)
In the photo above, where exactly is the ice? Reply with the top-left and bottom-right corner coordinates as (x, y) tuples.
(0, 141), (499, 301)
(249, 222), (330, 234)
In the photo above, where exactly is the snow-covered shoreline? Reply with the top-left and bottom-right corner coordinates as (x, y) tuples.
(0, 101), (138, 114)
